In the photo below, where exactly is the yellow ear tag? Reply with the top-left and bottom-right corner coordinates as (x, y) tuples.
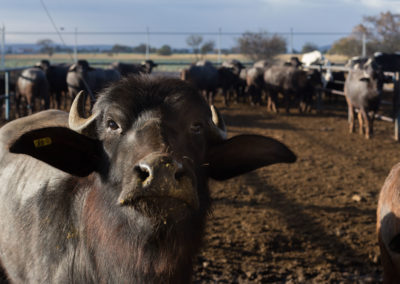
(33, 137), (52, 148)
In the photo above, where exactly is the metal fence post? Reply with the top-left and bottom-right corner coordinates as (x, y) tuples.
(5, 71), (9, 121)
(395, 72), (400, 141)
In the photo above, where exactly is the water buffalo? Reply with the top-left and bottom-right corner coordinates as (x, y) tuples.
(344, 58), (384, 139)
(222, 59), (245, 76)
(67, 60), (121, 106)
(110, 60), (158, 77)
(377, 163), (400, 283)
(264, 66), (310, 113)
(246, 67), (265, 106)
(300, 69), (323, 112)
(220, 60), (246, 104)
(284, 57), (302, 68)
(15, 67), (49, 117)
(35, 60), (70, 109)
(345, 56), (370, 69)
(180, 61), (218, 105)
(0, 76), (296, 283)
(217, 64), (248, 106)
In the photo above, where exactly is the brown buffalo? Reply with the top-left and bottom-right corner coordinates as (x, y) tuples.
(377, 163), (400, 283)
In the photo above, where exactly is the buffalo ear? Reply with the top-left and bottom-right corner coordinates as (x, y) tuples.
(9, 127), (103, 177)
(206, 134), (296, 180)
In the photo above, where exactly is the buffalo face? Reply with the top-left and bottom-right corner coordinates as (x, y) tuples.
(8, 76), (296, 282)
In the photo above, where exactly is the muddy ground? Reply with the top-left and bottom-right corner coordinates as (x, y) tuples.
(192, 96), (398, 283)
(0, 82), (394, 283)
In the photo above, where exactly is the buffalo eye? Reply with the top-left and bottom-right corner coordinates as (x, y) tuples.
(107, 119), (119, 131)
(190, 122), (203, 135)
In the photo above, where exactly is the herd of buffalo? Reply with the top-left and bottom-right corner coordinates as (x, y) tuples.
(1, 52), (400, 282)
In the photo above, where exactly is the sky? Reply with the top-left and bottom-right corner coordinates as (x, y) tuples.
(1, 0), (400, 50)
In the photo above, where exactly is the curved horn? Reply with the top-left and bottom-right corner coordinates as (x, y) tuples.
(209, 105), (227, 140)
(365, 58), (372, 67)
(68, 91), (98, 138)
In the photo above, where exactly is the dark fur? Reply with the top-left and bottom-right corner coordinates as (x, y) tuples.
(36, 60), (70, 109)
(111, 60), (158, 77)
(217, 66), (240, 106)
(374, 52), (400, 72)
(263, 65), (310, 113)
(66, 60), (121, 104)
(0, 76), (296, 283)
(180, 61), (218, 105)
(246, 67), (265, 105)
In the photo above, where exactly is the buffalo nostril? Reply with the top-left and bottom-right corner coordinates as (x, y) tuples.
(134, 165), (150, 183)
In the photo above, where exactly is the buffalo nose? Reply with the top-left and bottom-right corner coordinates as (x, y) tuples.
(134, 154), (185, 187)
(120, 153), (199, 209)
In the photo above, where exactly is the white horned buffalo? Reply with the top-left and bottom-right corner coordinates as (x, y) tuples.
(0, 76), (296, 283)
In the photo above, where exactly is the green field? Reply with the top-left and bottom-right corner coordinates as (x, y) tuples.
(3, 53), (250, 72)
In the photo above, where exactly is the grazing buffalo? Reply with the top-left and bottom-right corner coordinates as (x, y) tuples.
(110, 60), (158, 77)
(180, 61), (218, 105)
(344, 58), (384, 139)
(15, 67), (49, 117)
(35, 60), (70, 109)
(0, 76), (296, 283)
(67, 60), (121, 105)
(377, 163), (400, 284)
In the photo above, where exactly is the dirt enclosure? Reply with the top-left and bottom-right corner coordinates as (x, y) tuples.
(0, 89), (395, 283)
(192, 97), (398, 283)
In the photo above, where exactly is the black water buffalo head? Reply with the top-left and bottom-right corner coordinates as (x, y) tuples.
(67, 59), (96, 98)
(35, 59), (51, 73)
(9, 76), (296, 282)
(141, 60), (158, 73)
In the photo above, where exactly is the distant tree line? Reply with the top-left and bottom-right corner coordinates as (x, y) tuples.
(18, 11), (400, 60)
(328, 11), (400, 56)
(235, 30), (286, 61)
